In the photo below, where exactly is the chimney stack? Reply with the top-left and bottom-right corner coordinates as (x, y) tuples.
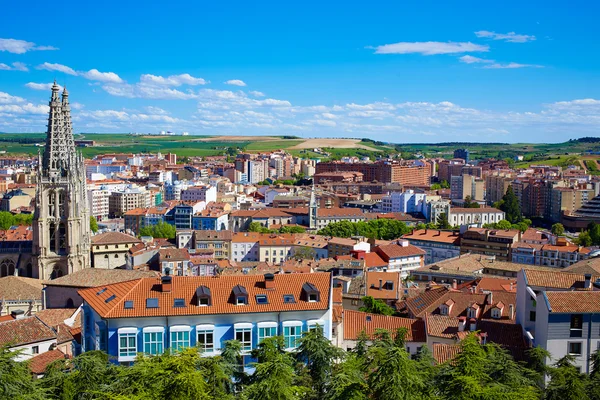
(264, 273), (275, 289)
(452, 279), (457, 290)
(11, 310), (25, 320)
(161, 275), (172, 293)
(584, 274), (592, 289)
(458, 316), (466, 332)
(379, 279), (383, 290)
(509, 304), (515, 320)
(487, 292), (493, 305)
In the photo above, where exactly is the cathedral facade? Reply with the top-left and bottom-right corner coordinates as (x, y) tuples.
(31, 82), (91, 279)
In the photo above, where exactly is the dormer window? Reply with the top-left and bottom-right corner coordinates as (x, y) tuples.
(440, 305), (448, 315)
(196, 285), (211, 306)
(302, 282), (320, 302)
(467, 307), (478, 319)
(491, 308), (501, 319)
(232, 285), (248, 305)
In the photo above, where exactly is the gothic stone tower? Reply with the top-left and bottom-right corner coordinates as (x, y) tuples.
(32, 82), (91, 279)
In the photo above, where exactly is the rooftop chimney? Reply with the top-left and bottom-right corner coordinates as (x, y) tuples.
(161, 275), (172, 293)
(584, 274), (592, 289)
(11, 310), (25, 320)
(487, 292), (493, 305)
(452, 279), (457, 290)
(379, 279), (383, 290)
(509, 304), (515, 320)
(458, 316), (467, 332)
(264, 273), (275, 290)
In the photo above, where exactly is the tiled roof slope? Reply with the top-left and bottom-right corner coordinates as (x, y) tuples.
(28, 350), (67, 375)
(44, 269), (159, 288)
(0, 316), (56, 347)
(0, 276), (42, 300)
(342, 310), (426, 342)
(524, 269), (599, 289)
(376, 242), (425, 260)
(91, 232), (141, 245)
(545, 291), (600, 313)
(79, 273), (331, 319)
(432, 343), (461, 364)
(563, 257), (600, 276)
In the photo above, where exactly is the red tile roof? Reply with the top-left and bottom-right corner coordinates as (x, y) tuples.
(524, 270), (598, 289)
(366, 271), (401, 300)
(0, 226), (32, 241)
(403, 229), (461, 245)
(342, 310), (425, 342)
(28, 350), (67, 375)
(545, 291), (600, 313)
(92, 232), (141, 245)
(432, 343), (461, 364)
(0, 316), (56, 347)
(375, 241), (425, 261)
(79, 273), (332, 319)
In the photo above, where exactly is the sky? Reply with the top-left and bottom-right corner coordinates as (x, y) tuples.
(0, 0), (599, 143)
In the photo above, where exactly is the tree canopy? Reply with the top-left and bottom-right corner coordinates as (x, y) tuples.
(139, 221), (177, 239)
(500, 185), (522, 224)
(317, 219), (410, 240)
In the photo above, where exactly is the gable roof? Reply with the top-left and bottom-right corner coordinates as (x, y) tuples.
(0, 276), (42, 301)
(28, 350), (67, 375)
(79, 273), (332, 319)
(44, 269), (158, 288)
(342, 310), (425, 342)
(544, 291), (600, 313)
(524, 269), (598, 289)
(376, 242), (425, 260)
(91, 232), (142, 245)
(0, 316), (56, 347)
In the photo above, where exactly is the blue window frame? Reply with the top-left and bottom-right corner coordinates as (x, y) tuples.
(143, 331), (163, 355)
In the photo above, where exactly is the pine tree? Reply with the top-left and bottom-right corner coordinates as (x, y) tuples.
(500, 185), (522, 223)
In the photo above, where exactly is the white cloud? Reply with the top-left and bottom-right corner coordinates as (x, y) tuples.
(459, 55), (494, 64)
(373, 41), (488, 55)
(140, 73), (207, 86)
(36, 62), (77, 75)
(0, 62), (29, 71)
(71, 102), (84, 110)
(475, 31), (536, 43)
(0, 38), (58, 54)
(249, 91), (265, 97)
(0, 92), (25, 104)
(0, 103), (49, 115)
(225, 79), (247, 87)
(82, 69), (124, 83)
(483, 62), (543, 69)
(321, 113), (339, 119)
(25, 82), (63, 91)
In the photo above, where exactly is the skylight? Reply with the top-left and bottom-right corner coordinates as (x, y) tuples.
(256, 295), (268, 304)
(174, 298), (186, 308)
(124, 301), (134, 309)
(96, 288), (107, 295)
(283, 294), (295, 303)
(105, 294), (116, 303)
(146, 298), (159, 308)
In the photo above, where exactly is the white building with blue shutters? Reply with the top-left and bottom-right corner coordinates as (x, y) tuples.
(79, 272), (332, 370)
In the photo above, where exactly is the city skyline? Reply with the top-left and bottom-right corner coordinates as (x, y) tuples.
(0, 0), (598, 143)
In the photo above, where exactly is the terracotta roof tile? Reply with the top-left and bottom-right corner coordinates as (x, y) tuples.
(376, 242), (425, 261)
(44, 269), (159, 288)
(79, 273), (332, 319)
(403, 229), (461, 245)
(366, 271), (401, 300)
(91, 232), (141, 245)
(545, 291), (600, 313)
(35, 309), (79, 329)
(432, 343), (461, 364)
(0, 316), (56, 347)
(28, 350), (67, 375)
(0, 276), (42, 301)
(342, 310), (425, 342)
(194, 230), (233, 241)
(524, 269), (598, 289)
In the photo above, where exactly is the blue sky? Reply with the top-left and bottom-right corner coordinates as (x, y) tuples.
(0, 0), (598, 143)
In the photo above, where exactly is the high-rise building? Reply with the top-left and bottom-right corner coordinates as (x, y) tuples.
(32, 83), (91, 279)
(315, 161), (430, 185)
(453, 149), (470, 163)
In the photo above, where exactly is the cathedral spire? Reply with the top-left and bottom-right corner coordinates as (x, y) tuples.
(42, 84), (75, 176)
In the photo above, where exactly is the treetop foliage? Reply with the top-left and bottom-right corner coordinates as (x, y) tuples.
(317, 219), (411, 240)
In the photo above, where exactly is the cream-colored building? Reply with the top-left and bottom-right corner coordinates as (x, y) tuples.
(91, 232), (142, 269)
(259, 234), (295, 264)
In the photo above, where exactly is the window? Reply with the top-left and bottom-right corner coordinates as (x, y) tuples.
(256, 295), (268, 304)
(309, 293), (318, 302)
(283, 324), (302, 349)
(283, 294), (295, 303)
(119, 331), (137, 359)
(491, 308), (501, 319)
(467, 308), (477, 319)
(170, 328), (190, 352)
(570, 314), (583, 338)
(258, 324), (277, 343)
(124, 301), (134, 309)
(197, 328), (214, 353)
(235, 326), (252, 352)
(31, 346), (39, 354)
(146, 298), (159, 308)
(143, 330), (163, 355)
(440, 305), (448, 315)
(173, 298), (186, 308)
(568, 342), (582, 356)
(237, 296), (247, 305)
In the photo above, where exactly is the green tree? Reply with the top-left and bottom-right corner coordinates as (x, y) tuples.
(327, 354), (369, 400)
(90, 216), (99, 233)
(495, 219), (513, 230)
(279, 226), (306, 234)
(436, 212), (452, 230)
(359, 296), (395, 316)
(0, 211), (15, 230)
(577, 231), (593, 247)
(551, 223), (565, 236)
(294, 246), (316, 260)
(243, 349), (306, 400)
(440, 180), (450, 189)
(545, 355), (590, 400)
(248, 222), (271, 233)
(500, 185), (522, 224)
(463, 195), (480, 208)
(296, 325), (344, 398)
(13, 213), (33, 226)
(139, 221), (176, 239)
(0, 345), (47, 400)
(588, 222), (600, 245)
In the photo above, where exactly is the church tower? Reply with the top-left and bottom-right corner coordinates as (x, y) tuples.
(309, 182), (318, 230)
(32, 82), (91, 279)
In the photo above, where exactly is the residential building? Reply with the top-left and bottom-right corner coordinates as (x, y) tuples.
(374, 240), (425, 277)
(0, 315), (59, 361)
(0, 276), (43, 316)
(315, 161), (431, 185)
(231, 232), (262, 262)
(460, 228), (521, 261)
(193, 230), (232, 260)
(402, 229), (461, 265)
(453, 149), (470, 163)
(181, 185), (217, 204)
(79, 273), (332, 370)
(88, 189), (110, 221)
(258, 234), (295, 264)
(293, 234), (329, 260)
(0, 189), (31, 212)
(109, 187), (151, 217)
(380, 190), (426, 214)
(159, 248), (191, 276)
(485, 173), (514, 205)
(448, 207), (505, 227)
(91, 232), (142, 269)
(315, 208), (365, 231)
(327, 237), (371, 258)
(516, 269), (600, 374)
(450, 174), (484, 202)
